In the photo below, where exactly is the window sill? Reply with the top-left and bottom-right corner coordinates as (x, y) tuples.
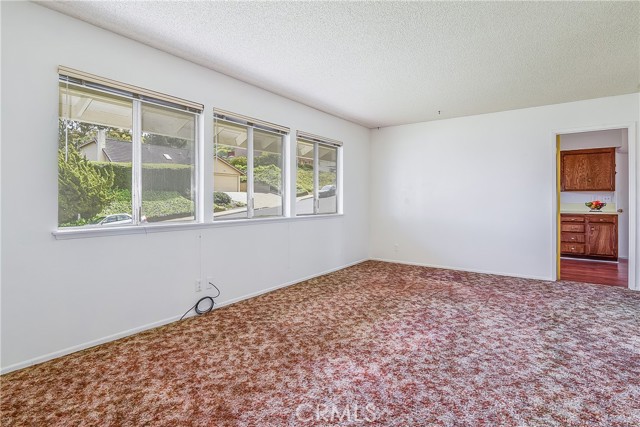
(52, 214), (344, 240)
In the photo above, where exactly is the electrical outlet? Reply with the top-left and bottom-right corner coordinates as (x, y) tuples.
(195, 279), (202, 292)
(394, 244), (399, 253)
(206, 277), (214, 289)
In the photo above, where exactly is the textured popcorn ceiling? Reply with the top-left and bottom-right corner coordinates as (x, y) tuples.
(40, 1), (640, 128)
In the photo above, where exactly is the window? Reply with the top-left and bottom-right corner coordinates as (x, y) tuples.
(296, 132), (341, 215)
(213, 110), (288, 220)
(58, 67), (202, 229)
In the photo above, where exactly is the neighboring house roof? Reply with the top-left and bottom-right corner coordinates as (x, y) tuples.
(84, 139), (194, 165)
(83, 139), (245, 175)
(77, 140), (95, 149)
(215, 157), (245, 175)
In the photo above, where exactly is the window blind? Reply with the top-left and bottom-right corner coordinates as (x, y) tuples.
(213, 108), (289, 134)
(296, 131), (343, 147)
(58, 66), (203, 113)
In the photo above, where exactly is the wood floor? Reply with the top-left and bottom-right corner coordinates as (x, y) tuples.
(560, 257), (628, 287)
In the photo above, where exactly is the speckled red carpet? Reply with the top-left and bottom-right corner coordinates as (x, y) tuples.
(2, 261), (640, 426)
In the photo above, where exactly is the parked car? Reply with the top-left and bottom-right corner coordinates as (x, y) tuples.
(90, 213), (133, 226)
(319, 185), (336, 198)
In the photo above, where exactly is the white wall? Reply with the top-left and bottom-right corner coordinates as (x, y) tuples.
(0, 2), (370, 372)
(560, 128), (628, 151)
(370, 94), (638, 281)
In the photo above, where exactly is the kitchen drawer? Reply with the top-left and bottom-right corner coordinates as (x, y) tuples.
(561, 243), (585, 254)
(561, 223), (585, 233)
(561, 215), (584, 222)
(586, 215), (616, 223)
(561, 233), (585, 243)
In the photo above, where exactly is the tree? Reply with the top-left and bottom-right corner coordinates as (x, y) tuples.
(58, 145), (115, 224)
(254, 153), (281, 167)
(228, 156), (247, 172)
(215, 146), (234, 158)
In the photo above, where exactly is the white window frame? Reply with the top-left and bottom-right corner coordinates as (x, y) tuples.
(58, 68), (203, 229)
(213, 110), (289, 221)
(296, 131), (342, 216)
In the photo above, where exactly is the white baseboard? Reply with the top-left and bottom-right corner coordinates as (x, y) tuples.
(1, 315), (182, 375)
(181, 258), (369, 319)
(560, 256), (620, 264)
(0, 258), (368, 375)
(370, 257), (553, 282)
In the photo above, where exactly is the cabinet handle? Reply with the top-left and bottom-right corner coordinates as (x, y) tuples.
(591, 228), (595, 231)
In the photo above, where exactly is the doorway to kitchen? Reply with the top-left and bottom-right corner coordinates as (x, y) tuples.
(555, 126), (636, 289)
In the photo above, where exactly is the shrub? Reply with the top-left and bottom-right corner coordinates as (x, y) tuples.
(228, 156), (247, 171)
(254, 165), (282, 191)
(141, 164), (193, 194)
(98, 190), (194, 221)
(58, 147), (115, 224)
(111, 188), (131, 202)
(295, 169), (335, 196)
(296, 169), (313, 195)
(214, 191), (232, 205)
(319, 172), (336, 187)
(142, 192), (194, 220)
(93, 162), (193, 193)
(255, 153), (281, 167)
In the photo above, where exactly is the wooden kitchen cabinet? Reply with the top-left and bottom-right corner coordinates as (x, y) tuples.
(587, 222), (617, 257)
(560, 214), (617, 259)
(560, 147), (615, 191)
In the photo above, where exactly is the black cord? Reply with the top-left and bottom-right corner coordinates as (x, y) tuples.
(180, 282), (222, 320)
(207, 282), (221, 299)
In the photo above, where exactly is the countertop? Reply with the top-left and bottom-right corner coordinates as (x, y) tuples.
(561, 211), (620, 215)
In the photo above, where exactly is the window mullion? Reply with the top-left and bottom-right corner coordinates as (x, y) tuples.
(283, 134), (290, 217)
(197, 114), (205, 223)
(247, 126), (255, 218)
(337, 147), (342, 214)
(313, 142), (319, 214)
(132, 99), (142, 225)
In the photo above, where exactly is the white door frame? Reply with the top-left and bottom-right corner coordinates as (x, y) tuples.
(553, 122), (638, 290)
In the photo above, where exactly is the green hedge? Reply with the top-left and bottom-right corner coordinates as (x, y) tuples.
(93, 162), (193, 193)
(100, 190), (194, 222)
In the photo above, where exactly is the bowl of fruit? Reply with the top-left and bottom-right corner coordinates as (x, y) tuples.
(585, 200), (606, 211)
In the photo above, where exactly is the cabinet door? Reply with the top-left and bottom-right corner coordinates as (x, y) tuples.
(586, 150), (615, 190)
(561, 152), (589, 191)
(587, 222), (617, 257)
(561, 148), (615, 191)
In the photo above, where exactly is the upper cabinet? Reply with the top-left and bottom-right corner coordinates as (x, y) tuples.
(560, 147), (615, 191)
